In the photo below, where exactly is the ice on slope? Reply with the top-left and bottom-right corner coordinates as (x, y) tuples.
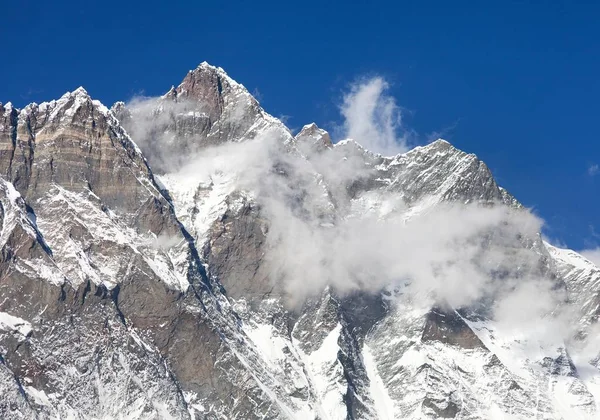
(290, 323), (347, 420)
(0, 180), (35, 248)
(363, 344), (396, 419)
(158, 171), (236, 246)
(239, 298), (360, 420)
(0, 312), (32, 337)
(0, 178), (66, 286)
(466, 316), (599, 419)
(33, 184), (189, 291)
(545, 242), (600, 328)
(244, 322), (289, 368)
(18, 65), (598, 419)
(161, 131), (600, 419)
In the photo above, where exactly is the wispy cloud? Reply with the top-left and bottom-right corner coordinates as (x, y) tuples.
(251, 87), (263, 102)
(588, 163), (599, 176)
(116, 79), (600, 374)
(123, 92), (554, 311)
(19, 87), (44, 101)
(338, 77), (409, 156)
(580, 248), (600, 266)
(579, 225), (600, 266)
(278, 114), (293, 127)
(426, 118), (461, 143)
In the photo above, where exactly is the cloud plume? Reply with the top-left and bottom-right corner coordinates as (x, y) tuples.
(580, 248), (600, 266)
(119, 85), (581, 351)
(338, 77), (409, 156)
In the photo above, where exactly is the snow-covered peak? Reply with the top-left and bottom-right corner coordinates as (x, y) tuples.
(46, 86), (92, 110)
(196, 60), (218, 70)
(112, 59), (293, 175)
(402, 138), (462, 158)
(300, 122), (319, 131)
(194, 60), (231, 78)
(389, 138), (481, 178)
(429, 138), (452, 147)
(545, 242), (600, 329)
(26, 86), (97, 125)
(11, 88), (132, 143)
(70, 86), (90, 97)
(293, 123), (333, 154)
(296, 123), (329, 138)
(333, 138), (380, 159)
(111, 100), (126, 109)
(0, 101), (14, 113)
(195, 60), (215, 70)
(180, 61), (246, 96)
(109, 100), (129, 121)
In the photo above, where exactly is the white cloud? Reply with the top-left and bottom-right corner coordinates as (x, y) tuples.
(118, 95), (207, 173)
(338, 77), (409, 156)
(588, 163), (599, 176)
(157, 123), (554, 316)
(580, 248), (600, 266)
(120, 88), (573, 347)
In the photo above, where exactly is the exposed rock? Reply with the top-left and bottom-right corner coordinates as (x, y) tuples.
(421, 308), (486, 350)
(293, 123), (333, 155)
(0, 62), (599, 419)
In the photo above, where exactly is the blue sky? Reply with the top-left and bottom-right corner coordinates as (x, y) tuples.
(1, 0), (598, 250)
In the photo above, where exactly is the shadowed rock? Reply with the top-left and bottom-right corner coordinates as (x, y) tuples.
(421, 307), (486, 349)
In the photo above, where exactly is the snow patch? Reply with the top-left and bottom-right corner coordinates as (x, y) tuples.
(0, 312), (32, 337)
(363, 344), (396, 419)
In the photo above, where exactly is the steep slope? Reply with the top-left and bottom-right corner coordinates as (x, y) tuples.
(0, 88), (305, 419)
(115, 63), (600, 419)
(0, 62), (599, 419)
(112, 62), (292, 173)
(546, 243), (600, 329)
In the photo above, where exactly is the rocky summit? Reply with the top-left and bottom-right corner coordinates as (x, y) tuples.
(0, 63), (599, 419)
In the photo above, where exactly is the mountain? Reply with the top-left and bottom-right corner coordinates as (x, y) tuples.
(0, 63), (599, 419)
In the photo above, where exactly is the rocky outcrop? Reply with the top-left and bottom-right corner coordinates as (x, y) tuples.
(0, 89), (155, 214)
(293, 123), (333, 156)
(113, 62), (292, 173)
(421, 308), (486, 350)
(0, 85), (293, 418)
(0, 62), (599, 419)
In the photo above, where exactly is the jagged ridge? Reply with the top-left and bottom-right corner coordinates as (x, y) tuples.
(0, 62), (598, 420)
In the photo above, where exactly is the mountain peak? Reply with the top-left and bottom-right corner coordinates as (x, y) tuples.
(196, 60), (218, 70)
(2, 62), (599, 420)
(297, 122), (323, 136)
(430, 138), (451, 147)
(421, 138), (455, 153)
(70, 86), (89, 97)
(31, 86), (114, 124)
(294, 122), (333, 153)
(299, 122), (319, 132)
(174, 60), (245, 105)
(188, 61), (232, 82)
(406, 138), (466, 159)
(46, 86), (93, 106)
(47, 86), (92, 107)
(0, 101), (14, 115)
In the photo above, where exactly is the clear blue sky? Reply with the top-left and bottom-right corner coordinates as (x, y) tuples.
(1, 0), (598, 250)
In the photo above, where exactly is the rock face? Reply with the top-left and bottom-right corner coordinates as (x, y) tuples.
(112, 62), (292, 173)
(294, 123), (333, 155)
(0, 63), (599, 419)
(0, 85), (295, 419)
(421, 309), (486, 350)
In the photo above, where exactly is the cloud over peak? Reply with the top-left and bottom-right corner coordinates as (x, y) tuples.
(338, 77), (409, 156)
